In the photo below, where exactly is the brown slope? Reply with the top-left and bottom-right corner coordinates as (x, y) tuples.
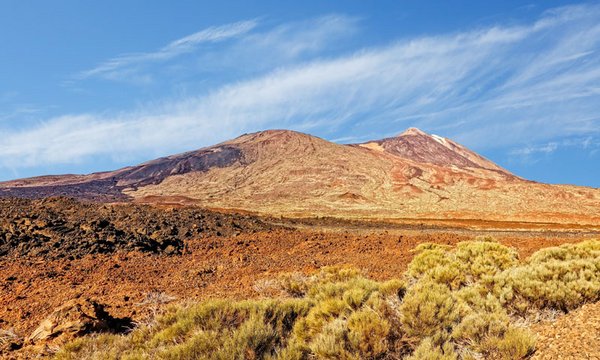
(1, 128), (599, 224)
(129, 130), (400, 214)
(128, 129), (600, 224)
(0, 144), (245, 200)
(359, 127), (512, 174)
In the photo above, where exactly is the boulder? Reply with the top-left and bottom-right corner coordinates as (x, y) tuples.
(0, 329), (22, 352)
(27, 298), (132, 346)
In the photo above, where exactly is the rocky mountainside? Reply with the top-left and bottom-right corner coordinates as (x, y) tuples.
(1, 128), (599, 224)
(361, 127), (511, 173)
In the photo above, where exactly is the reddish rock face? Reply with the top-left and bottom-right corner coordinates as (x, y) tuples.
(25, 298), (132, 352)
(0, 128), (598, 224)
(367, 128), (511, 174)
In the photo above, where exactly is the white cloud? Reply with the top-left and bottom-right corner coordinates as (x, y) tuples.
(77, 19), (259, 80)
(0, 105), (42, 122)
(510, 142), (558, 156)
(72, 15), (359, 86)
(509, 136), (600, 165)
(239, 15), (359, 60)
(2, 4), (600, 170)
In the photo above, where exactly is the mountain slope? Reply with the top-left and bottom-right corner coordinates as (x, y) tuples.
(1, 128), (599, 224)
(361, 127), (511, 174)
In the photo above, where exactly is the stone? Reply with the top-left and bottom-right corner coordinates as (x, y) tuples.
(26, 298), (132, 346)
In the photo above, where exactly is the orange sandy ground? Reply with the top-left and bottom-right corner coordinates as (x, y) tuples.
(1, 226), (596, 340)
(532, 301), (600, 360)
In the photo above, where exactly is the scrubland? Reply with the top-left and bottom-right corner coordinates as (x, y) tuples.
(55, 238), (600, 360)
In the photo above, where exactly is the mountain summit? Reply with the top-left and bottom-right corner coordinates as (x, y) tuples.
(1, 128), (598, 224)
(360, 128), (510, 173)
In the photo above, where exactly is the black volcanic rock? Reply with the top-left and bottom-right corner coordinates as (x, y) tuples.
(0, 197), (279, 259)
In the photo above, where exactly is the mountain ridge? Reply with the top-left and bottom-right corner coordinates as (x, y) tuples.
(1, 128), (598, 224)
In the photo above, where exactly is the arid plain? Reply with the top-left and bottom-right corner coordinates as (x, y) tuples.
(0, 129), (598, 359)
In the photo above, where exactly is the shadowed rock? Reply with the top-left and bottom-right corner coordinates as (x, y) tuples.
(27, 298), (132, 346)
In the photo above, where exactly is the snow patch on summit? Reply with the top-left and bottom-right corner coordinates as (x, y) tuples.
(431, 134), (447, 145)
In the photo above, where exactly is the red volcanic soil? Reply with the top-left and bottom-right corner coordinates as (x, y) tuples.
(531, 301), (600, 359)
(1, 205), (596, 341)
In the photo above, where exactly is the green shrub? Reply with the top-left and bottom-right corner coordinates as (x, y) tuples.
(406, 337), (457, 360)
(453, 241), (518, 282)
(346, 309), (390, 358)
(403, 239), (596, 358)
(526, 240), (600, 264)
(308, 318), (353, 359)
(406, 244), (453, 282)
(490, 259), (600, 313)
(479, 327), (535, 360)
(400, 281), (463, 340)
(55, 239), (600, 360)
(55, 267), (405, 360)
(407, 240), (518, 290)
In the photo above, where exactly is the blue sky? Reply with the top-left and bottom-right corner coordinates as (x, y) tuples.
(1, 1), (599, 187)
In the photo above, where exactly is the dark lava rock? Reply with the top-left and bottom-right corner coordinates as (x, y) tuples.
(0, 197), (279, 260)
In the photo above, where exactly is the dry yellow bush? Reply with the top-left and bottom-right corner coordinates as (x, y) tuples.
(407, 240), (518, 290)
(400, 281), (463, 339)
(406, 337), (457, 360)
(346, 309), (390, 358)
(55, 239), (599, 360)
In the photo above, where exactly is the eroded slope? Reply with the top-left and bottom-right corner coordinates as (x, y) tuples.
(1, 128), (599, 224)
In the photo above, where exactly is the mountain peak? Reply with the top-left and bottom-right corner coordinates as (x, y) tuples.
(399, 127), (429, 137)
(3, 127), (598, 226)
(228, 129), (319, 145)
(362, 128), (511, 174)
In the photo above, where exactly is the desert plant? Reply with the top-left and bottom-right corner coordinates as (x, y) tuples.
(490, 258), (600, 313)
(406, 337), (458, 360)
(54, 239), (600, 360)
(55, 267), (405, 360)
(526, 240), (600, 264)
(400, 281), (463, 341)
(346, 308), (390, 358)
(407, 240), (518, 290)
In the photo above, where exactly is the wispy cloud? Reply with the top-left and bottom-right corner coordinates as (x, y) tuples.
(509, 135), (600, 164)
(77, 19), (259, 80)
(72, 15), (358, 86)
(510, 142), (559, 157)
(2, 5), (600, 171)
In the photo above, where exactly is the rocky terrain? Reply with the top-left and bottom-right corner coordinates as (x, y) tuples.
(0, 197), (278, 260)
(0, 128), (598, 358)
(0, 197), (596, 358)
(1, 128), (599, 225)
(532, 302), (600, 359)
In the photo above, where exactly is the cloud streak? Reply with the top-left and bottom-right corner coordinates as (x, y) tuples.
(77, 19), (258, 80)
(2, 5), (600, 172)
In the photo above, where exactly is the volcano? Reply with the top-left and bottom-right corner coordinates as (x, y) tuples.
(1, 128), (598, 224)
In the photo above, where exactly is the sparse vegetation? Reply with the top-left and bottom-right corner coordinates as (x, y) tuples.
(55, 239), (600, 359)
(489, 240), (600, 314)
